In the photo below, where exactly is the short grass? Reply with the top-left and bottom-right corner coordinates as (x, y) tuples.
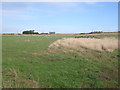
(2, 34), (119, 88)
(93, 34), (119, 38)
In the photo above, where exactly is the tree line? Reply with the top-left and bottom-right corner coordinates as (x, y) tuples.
(22, 30), (55, 34)
(22, 30), (39, 34)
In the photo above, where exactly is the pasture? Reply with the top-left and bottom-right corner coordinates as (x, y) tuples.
(2, 34), (119, 88)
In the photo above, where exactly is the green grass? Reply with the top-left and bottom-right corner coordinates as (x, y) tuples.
(2, 35), (119, 88)
(93, 34), (119, 38)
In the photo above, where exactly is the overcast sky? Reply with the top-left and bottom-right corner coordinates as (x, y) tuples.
(2, 2), (118, 33)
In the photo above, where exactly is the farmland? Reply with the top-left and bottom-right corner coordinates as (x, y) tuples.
(2, 33), (120, 88)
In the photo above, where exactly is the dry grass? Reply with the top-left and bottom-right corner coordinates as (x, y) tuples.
(48, 37), (118, 52)
(32, 52), (49, 55)
(25, 39), (30, 42)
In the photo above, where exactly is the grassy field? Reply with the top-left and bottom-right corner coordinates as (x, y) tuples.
(2, 34), (119, 88)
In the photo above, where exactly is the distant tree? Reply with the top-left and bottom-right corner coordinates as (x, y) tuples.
(22, 30), (39, 34)
(18, 33), (21, 35)
(89, 31), (103, 34)
(80, 33), (86, 34)
(34, 32), (39, 34)
(40, 33), (48, 35)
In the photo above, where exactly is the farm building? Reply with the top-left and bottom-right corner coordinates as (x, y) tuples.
(49, 32), (55, 34)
